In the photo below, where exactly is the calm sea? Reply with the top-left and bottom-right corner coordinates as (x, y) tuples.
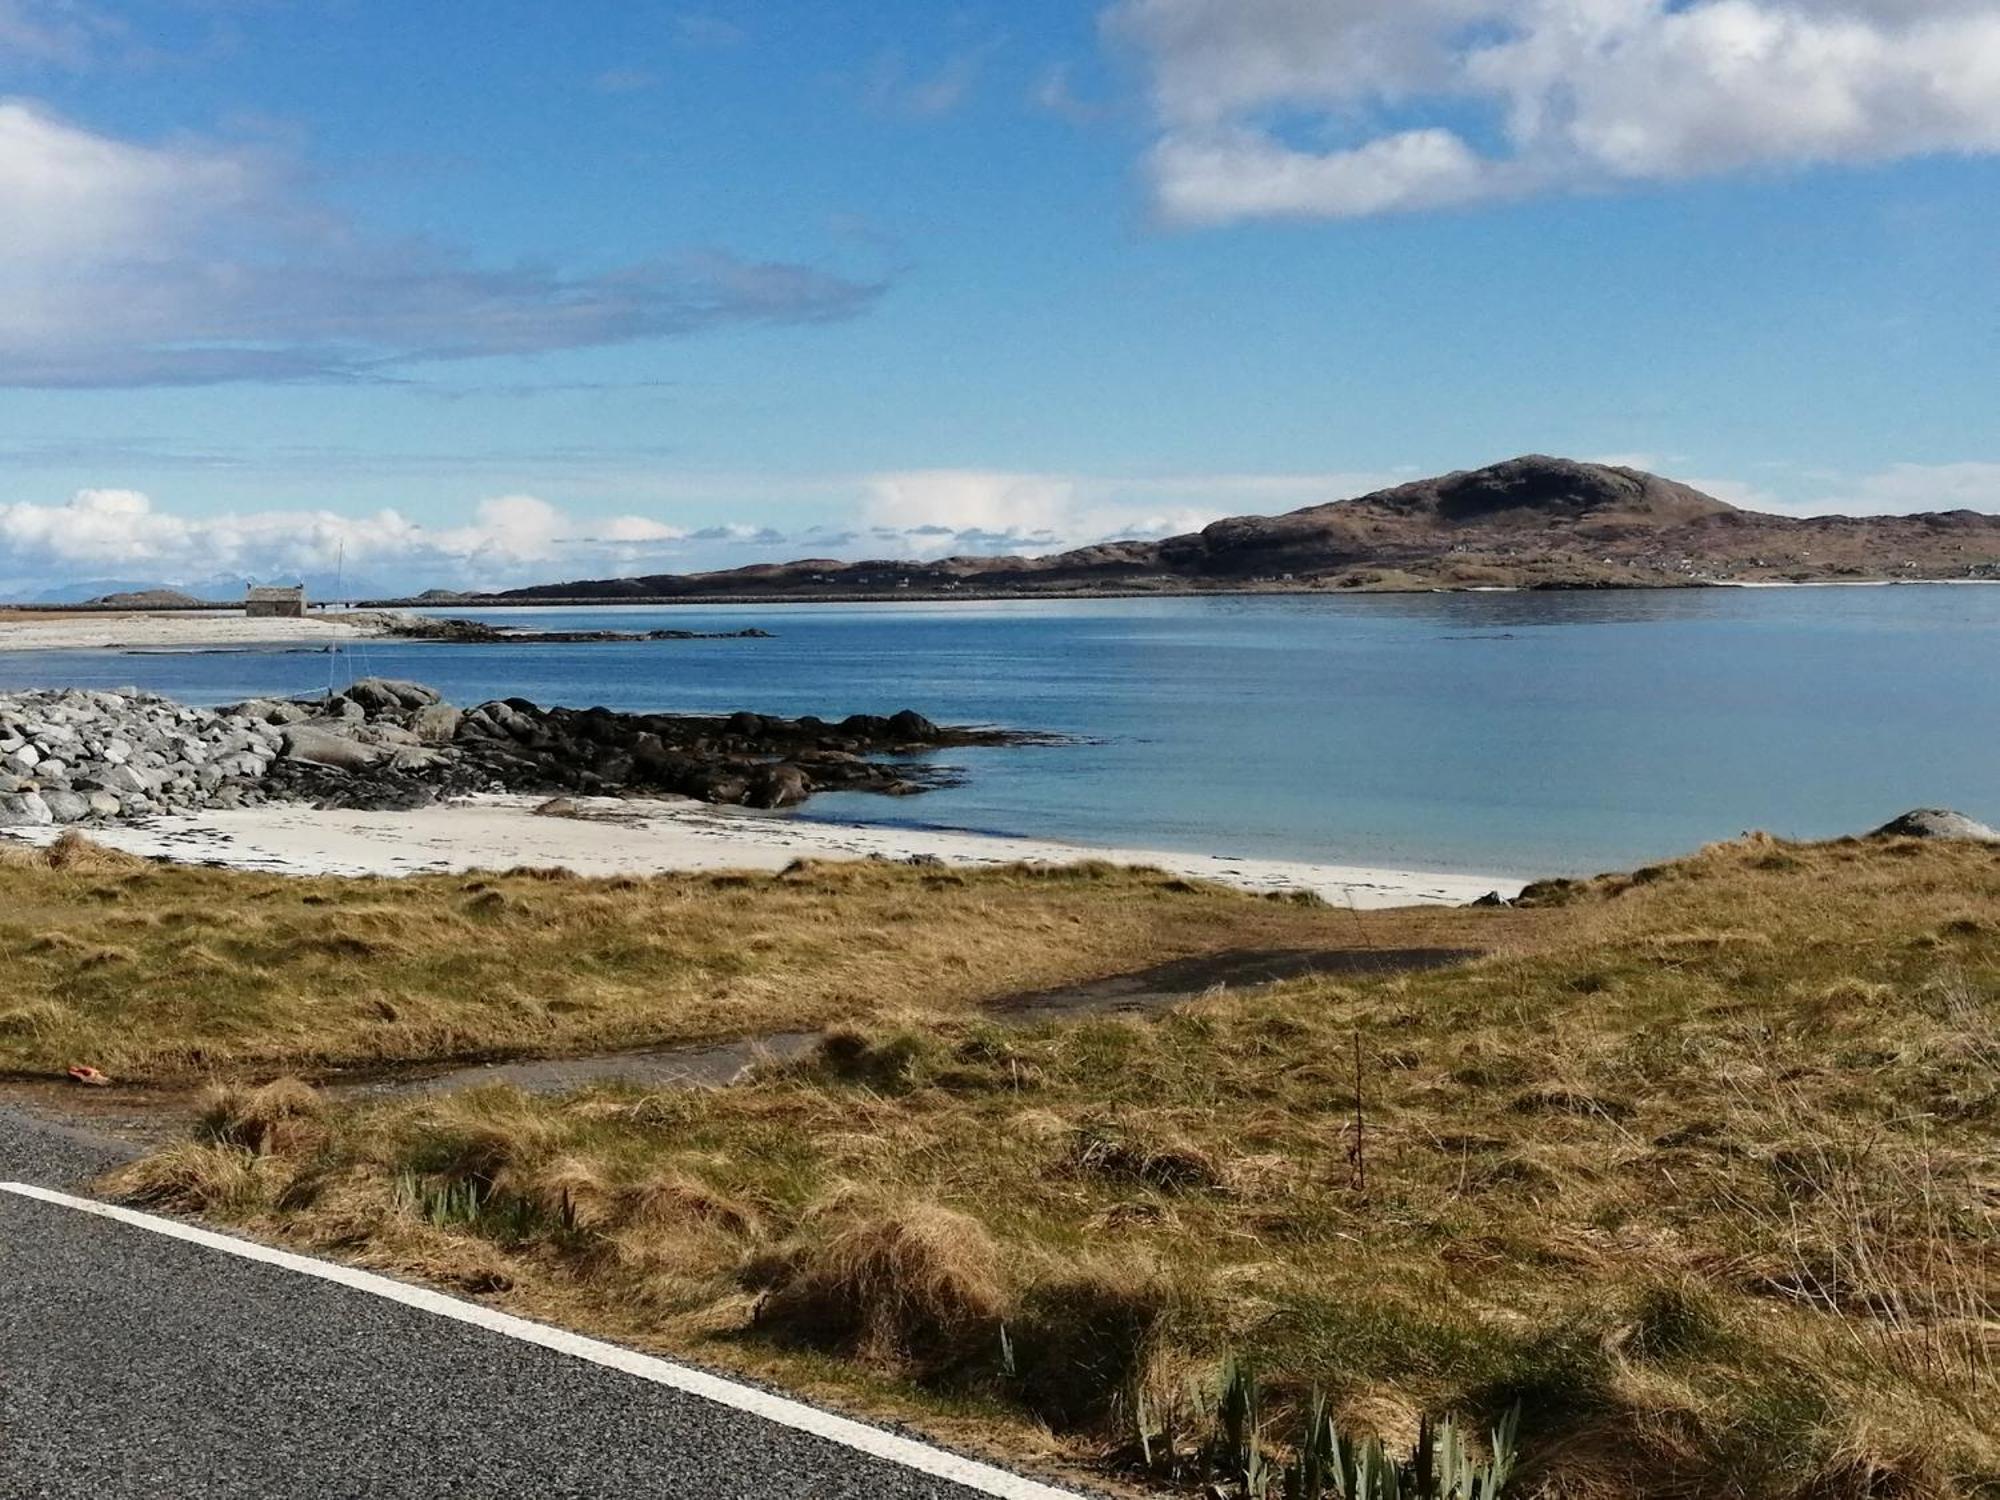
(3, 588), (1996, 877)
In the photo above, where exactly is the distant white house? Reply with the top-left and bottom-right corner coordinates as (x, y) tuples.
(245, 584), (307, 619)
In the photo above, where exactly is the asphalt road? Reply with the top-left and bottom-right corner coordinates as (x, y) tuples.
(0, 1107), (1079, 1499)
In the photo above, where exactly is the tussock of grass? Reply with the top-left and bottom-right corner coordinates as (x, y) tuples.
(31, 829), (148, 874)
(749, 1199), (1008, 1371)
(0, 847), (1465, 1081)
(104, 833), (2000, 1494)
(1012, 1256), (1187, 1432)
(1067, 1119), (1227, 1194)
(107, 1140), (281, 1213)
(197, 1076), (327, 1155)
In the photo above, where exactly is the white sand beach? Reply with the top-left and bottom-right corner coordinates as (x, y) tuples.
(0, 609), (386, 653)
(11, 793), (1524, 907)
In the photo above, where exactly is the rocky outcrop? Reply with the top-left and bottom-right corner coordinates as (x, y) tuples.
(0, 679), (1033, 826)
(440, 696), (1015, 808)
(1871, 808), (2000, 843)
(362, 612), (776, 645)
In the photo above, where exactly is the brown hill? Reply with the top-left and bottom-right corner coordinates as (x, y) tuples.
(483, 456), (2000, 602)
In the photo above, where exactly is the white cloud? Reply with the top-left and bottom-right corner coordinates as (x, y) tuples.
(862, 468), (1400, 555)
(1683, 461), (2000, 516)
(1109, 0), (2000, 222)
(0, 100), (882, 387)
(1152, 127), (1495, 223)
(0, 488), (695, 589)
(1836, 462), (2000, 514)
(591, 515), (688, 544)
(1735, 461), (2000, 517)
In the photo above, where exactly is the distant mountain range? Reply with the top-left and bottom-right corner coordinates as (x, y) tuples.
(463, 456), (2000, 604)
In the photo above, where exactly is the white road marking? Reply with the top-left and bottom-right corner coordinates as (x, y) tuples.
(0, 1182), (1085, 1500)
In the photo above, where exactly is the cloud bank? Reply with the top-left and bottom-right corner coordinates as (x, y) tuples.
(0, 100), (883, 388)
(0, 489), (697, 594)
(1109, 0), (2000, 222)
(0, 470), (1370, 595)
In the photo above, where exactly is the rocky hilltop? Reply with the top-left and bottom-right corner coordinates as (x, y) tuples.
(0, 680), (1027, 828)
(474, 456), (2000, 600)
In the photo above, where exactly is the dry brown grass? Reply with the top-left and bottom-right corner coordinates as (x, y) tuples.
(0, 828), (147, 874)
(196, 1077), (328, 1155)
(0, 838), (1502, 1082)
(749, 1199), (1009, 1370)
(100, 832), (2000, 1495)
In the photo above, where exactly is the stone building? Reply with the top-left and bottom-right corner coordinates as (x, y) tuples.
(244, 584), (307, 618)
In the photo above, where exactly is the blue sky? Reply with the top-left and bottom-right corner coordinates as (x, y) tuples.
(2, 0), (1997, 595)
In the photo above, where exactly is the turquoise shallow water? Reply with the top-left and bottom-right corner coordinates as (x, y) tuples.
(2, 587), (1996, 877)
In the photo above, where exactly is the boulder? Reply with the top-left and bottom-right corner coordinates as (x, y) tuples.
(80, 765), (150, 796)
(1871, 808), (2000, 843)
(338, 678), (440, 715)
(686, 769), (751, 805)
(85, 791), (122, 819)
(747, 763), (812, 809)
(386, 747), (448, 772)
(40, 789), (89, 823)
(409, 704), (463, 744)
(0, 791), (52, 827)
(278, 724), (384, 772)
(888, 709), (940, 740)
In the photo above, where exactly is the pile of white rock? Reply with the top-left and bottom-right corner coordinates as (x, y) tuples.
(0, 688), (286, 827)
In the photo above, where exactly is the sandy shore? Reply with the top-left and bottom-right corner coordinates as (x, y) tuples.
(0, 609), (384, 653)
(10, 794), (1523, 907)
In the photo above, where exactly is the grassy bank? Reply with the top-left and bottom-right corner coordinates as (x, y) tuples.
(103, 833), (2000, 1495)
(0, 833), (1497, 1083)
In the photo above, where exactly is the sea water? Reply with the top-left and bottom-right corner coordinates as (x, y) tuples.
(2, 587), (1995, 877)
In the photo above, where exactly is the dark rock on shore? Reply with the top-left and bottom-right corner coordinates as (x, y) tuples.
(375, 613), (774, 645)
(443, 692), (1017, 808)
(231, 678), (1037, 815)
(0, 679), (1029, 830)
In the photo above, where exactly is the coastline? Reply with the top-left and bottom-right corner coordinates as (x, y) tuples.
(373, 576), (1995, 608)
(0, 609), (382, 653)
(7, 577), (2000, 656)
(2, 793), (1524, 907)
